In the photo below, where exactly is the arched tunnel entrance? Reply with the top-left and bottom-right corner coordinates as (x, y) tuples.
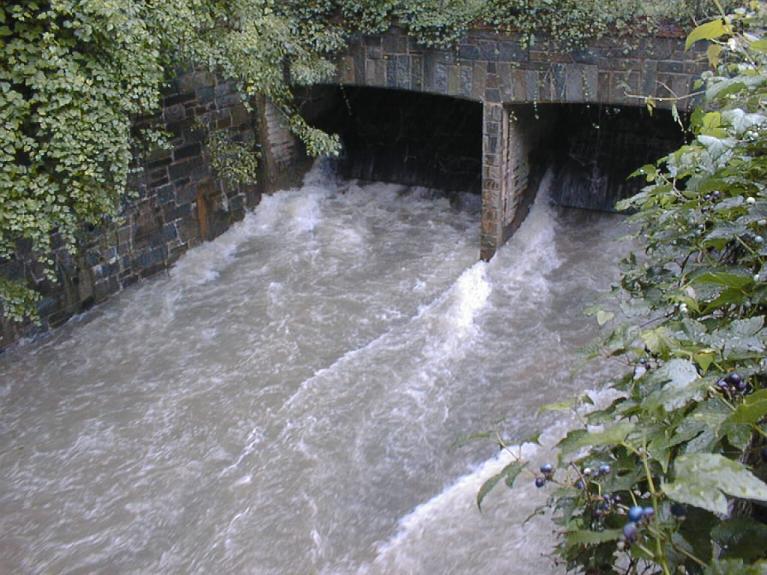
(544, 104), (685, 211)
(294, 86), (684, 258)
(297, 86), (483, 195)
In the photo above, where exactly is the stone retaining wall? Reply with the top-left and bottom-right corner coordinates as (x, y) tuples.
(0, 27), (709, 347)
(0, 72), (262, 349)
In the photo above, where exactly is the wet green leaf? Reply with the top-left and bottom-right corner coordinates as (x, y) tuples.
(564, 529), (622, 549)
(662, 454), (767, 515)
(686, 19), (731, 50)
(477, 460), (527, 511)
(558, 422), (635, 455)
(727, 389), (767, 425)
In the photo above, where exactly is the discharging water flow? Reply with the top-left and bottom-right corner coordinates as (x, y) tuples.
(0, 163), (631, 574)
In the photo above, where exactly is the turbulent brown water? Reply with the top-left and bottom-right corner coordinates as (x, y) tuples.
(0, 163), (630, 574)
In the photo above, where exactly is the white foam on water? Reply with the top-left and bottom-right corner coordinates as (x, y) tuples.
(280, 260), (490, 413)
(357, 388), (621, 575)
(169, 211), (262, 287)
(486, 169), (562, 296)
(445, 264), (492, 333)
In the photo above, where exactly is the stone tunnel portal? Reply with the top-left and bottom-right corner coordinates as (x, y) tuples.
(293, 86), (683, 260)
(480, 102), (683, 259)
(297, 85), (483, 195)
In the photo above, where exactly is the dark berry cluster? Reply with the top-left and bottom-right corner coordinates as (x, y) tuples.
(716, 372), (750, 396)
(582, 464), (611, 479)
(594, 493), (621, 518)
(535, 463), (555, 487)
(619, 505), (656, 547)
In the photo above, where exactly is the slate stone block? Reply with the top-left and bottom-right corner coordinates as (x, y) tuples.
(458, 44), (480, 60)
(434, 62), (448, 93)
(173, 143), (202, 162)
(396, 55), (410, 89)
(460, 65), (473, 97)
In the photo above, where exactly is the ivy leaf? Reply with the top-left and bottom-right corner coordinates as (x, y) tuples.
(662, 454), (767, 515)
(690, 268), (754, 289)
(563, 529), (622, 549)
(643, 359), (704, 411)
(538, 399), (574, 414)
(641, 327), (675, 356)
(558, 422), (635, 455)
(726, 389), (767, 425)
(707, 44), (722, 68)
(503, 460), (526, 487)
(477, 461), (526, 511)
(685, 19), (732, 50)
(703, 222), (748, 244)
(694, 352), (716, 373)
(477, 469), (504, 512)
(629, 163), (657, 181)
(596, 310), (614, 326)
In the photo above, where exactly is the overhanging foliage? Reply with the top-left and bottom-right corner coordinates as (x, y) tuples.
(481, 2), (767, 572)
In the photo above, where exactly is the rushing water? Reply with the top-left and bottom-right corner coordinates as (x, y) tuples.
(0, 163), (631, 574)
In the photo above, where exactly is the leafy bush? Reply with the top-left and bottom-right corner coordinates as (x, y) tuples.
(480, 3), (767, 573)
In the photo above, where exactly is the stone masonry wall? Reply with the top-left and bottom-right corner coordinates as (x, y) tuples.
(340, 28), (705, 110)
(0, 27), (709, 347)
(257, 96), (305, 192)
(500, 106), (559, 244)
(0, 72), (262, 350)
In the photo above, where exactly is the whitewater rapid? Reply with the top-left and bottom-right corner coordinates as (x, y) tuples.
(0, 162), (629, 574)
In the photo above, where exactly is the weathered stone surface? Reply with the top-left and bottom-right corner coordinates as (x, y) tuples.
(337, 27), (702, 110)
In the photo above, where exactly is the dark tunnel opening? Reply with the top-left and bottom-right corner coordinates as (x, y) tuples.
(297, 86), (483, 195)
(518, 103), (685, 212)
(295, 85), (684, 217)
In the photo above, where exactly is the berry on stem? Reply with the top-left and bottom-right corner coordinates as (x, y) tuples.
(726, 373), (742, 386)
(535, 477), (546, 488)
(642, 507), (655, 519)
(623, 522), (639, 542)
(628, 506), (644, 522)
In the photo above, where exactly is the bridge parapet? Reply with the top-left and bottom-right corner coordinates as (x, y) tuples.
(339, 28), (705, 108)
